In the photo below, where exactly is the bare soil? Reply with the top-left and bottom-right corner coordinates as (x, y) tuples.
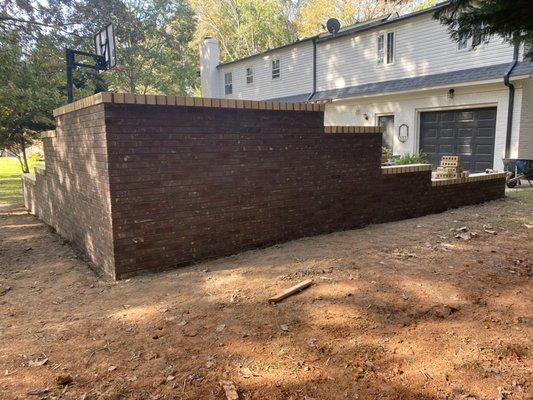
(0, 191), (532, 400)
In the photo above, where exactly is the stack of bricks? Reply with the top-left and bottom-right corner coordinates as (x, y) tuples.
(433, 155), (470, 179)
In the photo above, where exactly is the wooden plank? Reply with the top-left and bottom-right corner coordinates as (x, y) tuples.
(268, 279), (313, 304)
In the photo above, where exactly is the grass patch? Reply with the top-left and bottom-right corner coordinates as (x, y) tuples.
(0, 157), (44, 205)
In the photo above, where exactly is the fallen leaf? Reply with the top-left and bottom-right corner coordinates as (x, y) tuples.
(28, 357), (48, 367)
(56, 374), (73, 386)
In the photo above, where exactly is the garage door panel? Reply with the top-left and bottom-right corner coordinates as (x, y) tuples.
(420, 107), (496, 172)
(439, 128), (455, 138)
(457, 111), (474, 121)
(477, 127), (495, 137)
(456, 145), (472, 155)
(457, 128), (473, 137)
(474, 144), (493, 155)
(437, 144), (454, 153)
(474, 160), (492, 171)
(478, 109), (497, 120)
(440, 112), (455, 122)
(421, 128), (438, 139)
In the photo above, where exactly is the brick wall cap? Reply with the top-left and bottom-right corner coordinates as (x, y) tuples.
(53, 92), (327, 117)
(381, 164), (432, 175)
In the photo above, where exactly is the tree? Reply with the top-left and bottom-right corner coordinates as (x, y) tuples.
(435, 0), (533, 60)
(65, 0), (198, 95)
(412, 0), (437, 12)
(296, 0), (410, 38)
(0, 38), (62, 173)
(191, 0), (298, 62)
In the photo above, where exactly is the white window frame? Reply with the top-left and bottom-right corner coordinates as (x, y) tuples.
(246, 66), (254, 85)
(377, 34), (385, 65)
(224, 72), (233, 95)
(386, 32), (395, 64)
(377, 32), (394, 65)
(271, 58), (280, 79)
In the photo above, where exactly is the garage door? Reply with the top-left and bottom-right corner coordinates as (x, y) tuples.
(420, 107), (496, 172)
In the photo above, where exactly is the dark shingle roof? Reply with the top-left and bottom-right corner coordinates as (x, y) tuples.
(268, 62), (533, 102)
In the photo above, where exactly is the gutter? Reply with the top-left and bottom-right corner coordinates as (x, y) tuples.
(503, 43), (520, 159)
(307, 38), (317, 101)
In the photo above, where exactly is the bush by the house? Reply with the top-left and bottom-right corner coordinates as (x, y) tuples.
(394, 153), (428, 165)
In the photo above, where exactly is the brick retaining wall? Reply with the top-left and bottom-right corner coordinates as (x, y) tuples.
(23, 93), (506, 279)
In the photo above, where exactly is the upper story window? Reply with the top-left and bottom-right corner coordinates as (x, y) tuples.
(377, 35), (384, 64)
(386, 32), (395, 64)
(378, 32), (394, 65)
(272, 59), (280, 79)
(246, 67), (254, 84)
(458, 35), (468, 50)
(224, 72), (232, 95)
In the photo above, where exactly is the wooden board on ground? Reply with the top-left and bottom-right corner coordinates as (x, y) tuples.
(268, 279), (313, 304)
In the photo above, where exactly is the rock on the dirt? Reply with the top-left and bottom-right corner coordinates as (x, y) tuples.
(220, 380), (239, 400)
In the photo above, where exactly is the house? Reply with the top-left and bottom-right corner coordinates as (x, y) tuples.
(199, 2), (533, 172)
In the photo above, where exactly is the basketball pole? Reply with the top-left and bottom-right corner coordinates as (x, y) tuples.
(65, 48), (107, 103)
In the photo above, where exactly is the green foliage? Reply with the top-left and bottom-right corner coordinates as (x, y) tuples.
(296, 0), (410, 37)
(191, 0), (298, 62)
(412, 0), (438, 12)
(0, 36), (62, 173)
(435, 0), (533, 60)
(394, 153), (428, 165)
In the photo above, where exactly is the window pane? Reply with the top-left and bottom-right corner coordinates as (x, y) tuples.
(458, 35), (468, 50)
(386, 32), (394, 64)
(377, 35), (384, 64)
(246, 67), (253, 84)
(272, 59), (280, 79)
(224, 72), (232, 95)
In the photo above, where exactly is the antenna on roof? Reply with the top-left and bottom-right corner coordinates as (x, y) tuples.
(326, 18), (341, 34)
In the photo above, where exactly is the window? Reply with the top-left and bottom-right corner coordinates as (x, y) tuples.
(378, 32), (394, 65)
(224, 72), (232, 95)
(377, 35), (384, 64)
(458, 35), (468, 50)
(471, 23), (490, 48)
(272, 59), (280, 79)
(471, 26), (482, 48)
(386, 32), (394, 64)
(246, 67), (253, 84)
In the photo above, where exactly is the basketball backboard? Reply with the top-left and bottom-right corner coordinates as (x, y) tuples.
(94, 24), (116, 69)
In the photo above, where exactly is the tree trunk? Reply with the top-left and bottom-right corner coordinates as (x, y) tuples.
(20, 136), (29, 174)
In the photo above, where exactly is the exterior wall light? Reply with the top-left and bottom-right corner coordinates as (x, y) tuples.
(363, 113), (369, 120)
(398, 124), (409, 142)
(448, 88), (455, 99)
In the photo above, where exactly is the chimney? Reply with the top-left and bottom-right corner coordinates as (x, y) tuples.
(200, 37), (220, 98)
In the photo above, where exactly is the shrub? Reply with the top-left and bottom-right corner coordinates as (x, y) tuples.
(394, 152), (428, 165)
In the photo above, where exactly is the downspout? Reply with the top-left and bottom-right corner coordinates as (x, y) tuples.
(307, 38), (317, 102)
(503, 43), (520, 159)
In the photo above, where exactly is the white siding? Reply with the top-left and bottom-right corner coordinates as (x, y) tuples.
(217, 41), (314, 100)
(323, 81), (527, 170)
(518, 78), (533, 159)
(316, 14), (515, 91)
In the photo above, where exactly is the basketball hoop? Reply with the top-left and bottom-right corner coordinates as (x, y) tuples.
(65, 24), (117, 103)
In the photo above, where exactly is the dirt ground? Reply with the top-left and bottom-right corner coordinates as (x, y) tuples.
(0, 190), (532, 400)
